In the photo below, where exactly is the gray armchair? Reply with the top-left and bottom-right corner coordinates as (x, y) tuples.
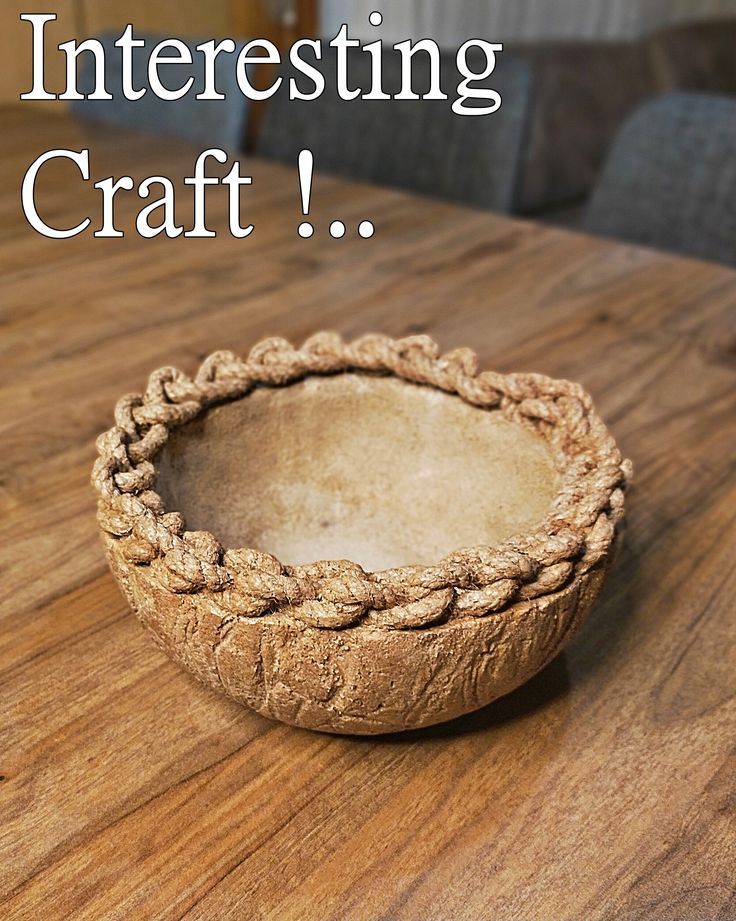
(583, 93), (736, 267)
(71, 33), (251, 150)
(258, 48), (533, 213)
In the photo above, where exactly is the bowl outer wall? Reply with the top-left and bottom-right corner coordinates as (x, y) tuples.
(105, 535), (611, 735)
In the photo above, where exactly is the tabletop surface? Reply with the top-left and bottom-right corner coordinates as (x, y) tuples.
(1, 106), (735, 921)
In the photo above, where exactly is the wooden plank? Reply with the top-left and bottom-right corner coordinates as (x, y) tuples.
(0, 107), (735, 921)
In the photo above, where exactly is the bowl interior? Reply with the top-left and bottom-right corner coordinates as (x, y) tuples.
(155, 374), (560, 571)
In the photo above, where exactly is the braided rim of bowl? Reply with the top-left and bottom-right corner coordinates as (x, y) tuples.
(92, 332), (631, 631)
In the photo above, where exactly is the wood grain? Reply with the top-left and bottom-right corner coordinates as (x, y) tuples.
(1, 105), (735, 921)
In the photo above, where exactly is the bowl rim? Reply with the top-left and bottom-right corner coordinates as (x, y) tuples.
(93, 332), (631, 631)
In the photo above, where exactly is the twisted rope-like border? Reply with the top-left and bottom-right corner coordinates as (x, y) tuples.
(92, 332), (631, 630)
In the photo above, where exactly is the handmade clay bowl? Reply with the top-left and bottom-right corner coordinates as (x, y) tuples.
(93, 333), (631, 734)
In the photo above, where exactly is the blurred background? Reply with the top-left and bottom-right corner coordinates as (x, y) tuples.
(2, 0), (735, 265)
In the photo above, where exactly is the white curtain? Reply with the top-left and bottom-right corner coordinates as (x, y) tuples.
(320, 0), (736, 42)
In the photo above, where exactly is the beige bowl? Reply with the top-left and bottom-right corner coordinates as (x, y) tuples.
(93, 333), (630, 734)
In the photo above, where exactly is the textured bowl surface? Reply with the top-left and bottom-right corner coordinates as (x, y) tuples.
(93, 334), (630, 734)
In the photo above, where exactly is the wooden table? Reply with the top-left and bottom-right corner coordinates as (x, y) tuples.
(1, 106), (735, 921)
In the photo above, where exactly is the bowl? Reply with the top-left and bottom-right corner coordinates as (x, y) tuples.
(93, 333), (631, 734)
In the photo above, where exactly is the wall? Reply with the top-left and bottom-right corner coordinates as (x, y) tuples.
(320, 0), (736, 42)
(5, 0), (734, 104)
(2, 2), (78, 102)
(2, 0), (233, 103)
(1, 0), (318, 103)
